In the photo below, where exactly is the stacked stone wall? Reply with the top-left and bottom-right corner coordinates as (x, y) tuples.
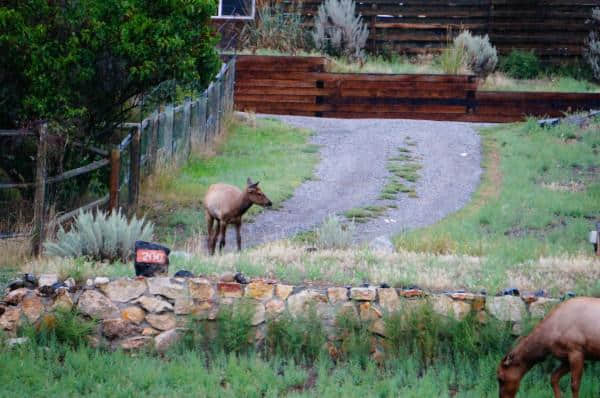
(0, 274), (561, 352)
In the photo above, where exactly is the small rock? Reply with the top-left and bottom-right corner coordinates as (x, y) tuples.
(379, 283), (390, 288)
(369, 319), (387, 337)
(265, 299), (285, 318)
(147, 277), (186, 299)
(5, 288), (29, 305)
(142, 327), (158, 336)
(146, 313), (177, 331)
(52, 290), (74, 311)
(155, 329), (180, 352)
(6, 337), (29, 347)
(0, 307), (21, 331)
(135, 296), (173, 313)
(23, 273), (37, 288)
(188, 278), (215, 300)
(103, 318), (140, 339)
(64, 278), (76, 289)
(378, 288), (400, 313)
(38, 274), (58, 287)
(359, 302), (382, 321)
(251, 303), (266, 326)
(217, 282), (243, 298)
(77, 290), (119, 319)
(94, 277), (110, 285)
(350, 287), (377, 301)
(85, 279), (94, 288)
(7, 279), (25, 291)
(486, 296), (526, 322)
(399, 288), (425, 298)
(245, 280), (274, 300)
(121, 306), (146, 324)
(448, 292), (476, 301)
(219, 272), (235, 282)
(22, 294), (44, 322)
(502, 287), (520, 297)
(234, 272), (249, 284)
(174, 270), (194, 278)
(120, 336), (152, 350)
(275, 284), (293, 300)
(368, 236), (395, 253)
(99, 279), (147, 302)
(327, 287), (348, 304)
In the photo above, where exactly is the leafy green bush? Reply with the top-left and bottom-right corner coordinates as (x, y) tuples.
(44, 209), (153, 262)
(585, 7), (600, 81)
(21, 308), (96, 348)
(315, 215), (355, 249)
(312, 0), (369, 61)
(214, 300), (254, 354)
(265, 309), (326, 363)
(500, 50), (542, 79)
(453, 31), (498, 78)
(240, 3), (308, 54)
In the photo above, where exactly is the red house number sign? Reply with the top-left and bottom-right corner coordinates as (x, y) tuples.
(136, 249), (167, 264)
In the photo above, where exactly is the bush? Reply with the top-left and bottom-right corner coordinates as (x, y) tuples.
(265, 309), (326, 363)
(213, 300), (254, 354)
(437, 45), (469, 75)
(500, 49), (542, 79)
(312, 0), (369, 61)
(44, 209), (153, 263)
(22, 308), (96, 349)
(240, 3), (308, 54)
(584, 7), (600, 81)
(453, 31), (498, 78)
(315, 215), (355, 249)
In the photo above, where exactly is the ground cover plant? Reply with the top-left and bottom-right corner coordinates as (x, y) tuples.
(3, 302), (600, 397)
(139, 117), (319, 246)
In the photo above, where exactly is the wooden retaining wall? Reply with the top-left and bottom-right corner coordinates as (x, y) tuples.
(234, 55), (600, 123)
(215, 0), (599, 63)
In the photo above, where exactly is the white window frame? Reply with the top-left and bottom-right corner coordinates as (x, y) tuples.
(212, 0), (256, 20)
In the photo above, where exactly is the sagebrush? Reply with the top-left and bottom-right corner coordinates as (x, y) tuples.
(315, 214), (355, 249)
(312, 0), (369, 61)
(454, 30), (497, 78)
(44, 209), (153, 262)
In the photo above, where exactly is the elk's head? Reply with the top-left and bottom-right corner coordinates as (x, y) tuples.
(246, 178), (272, 207)
(497, 352), (526, 398)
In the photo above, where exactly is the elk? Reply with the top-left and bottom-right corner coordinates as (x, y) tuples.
(203, 178), (272, 255)
(497, 297), (600, 398)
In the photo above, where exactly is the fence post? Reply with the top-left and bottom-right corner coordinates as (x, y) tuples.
(149, 112), (159, 173)
(31, 122), (48, 256)
(109, 147), (120, 211)
(128, 127), (141, 216)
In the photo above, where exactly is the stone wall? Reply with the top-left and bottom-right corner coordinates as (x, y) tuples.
(0, 274), (561, 353)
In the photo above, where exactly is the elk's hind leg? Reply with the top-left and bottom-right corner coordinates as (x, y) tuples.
(205, 212), (216, 255)
(234, 221), (242, 252)
(551, 361), (569, 398)
(568, 351), (584, 398)
(218, 222), (228, 253)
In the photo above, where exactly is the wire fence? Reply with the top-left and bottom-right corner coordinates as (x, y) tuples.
(0, 57), (236, 254)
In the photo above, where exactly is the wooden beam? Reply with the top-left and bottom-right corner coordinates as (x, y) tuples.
(31, 123), (48, 256)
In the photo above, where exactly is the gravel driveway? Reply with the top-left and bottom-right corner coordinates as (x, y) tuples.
(231, 115), (483, 249)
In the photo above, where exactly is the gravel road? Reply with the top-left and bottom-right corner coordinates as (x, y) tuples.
(226, 115), (483, 249)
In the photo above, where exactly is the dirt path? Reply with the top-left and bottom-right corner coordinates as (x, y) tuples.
(227, 115), (483, 249)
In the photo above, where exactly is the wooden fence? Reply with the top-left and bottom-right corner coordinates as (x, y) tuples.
(0, 58), (236, 254)
(215, 0), (599, 63)
(234, 55), (600, 122)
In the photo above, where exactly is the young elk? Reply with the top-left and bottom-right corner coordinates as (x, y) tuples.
(203, 178), (272, 255)
(497, 297), (600, 398)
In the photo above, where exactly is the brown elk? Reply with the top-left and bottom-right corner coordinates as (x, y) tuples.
(497, 297), (600, 398)
(203, 178), (272, 255)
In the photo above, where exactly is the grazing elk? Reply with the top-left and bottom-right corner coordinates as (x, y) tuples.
(203, 178), (272, 255)
(497, 297), (600, 398)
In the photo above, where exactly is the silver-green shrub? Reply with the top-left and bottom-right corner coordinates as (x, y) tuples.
(312, 0), (369, 61)
(316, 214), (355, 249)
(44, 209), (153, 262)
(453, 30), (498, 78)
(585, 8), (600, 80)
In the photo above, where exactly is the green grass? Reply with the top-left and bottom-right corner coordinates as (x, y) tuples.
(343, 205), (387, 223)
(395, 118), (600, 266)
(141, 118), (319, 246)
(3, 303), (600, 397)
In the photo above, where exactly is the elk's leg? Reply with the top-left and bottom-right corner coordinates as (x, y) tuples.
(234, 222), (242, 252)
(210, 220), (220, 255)
(218, 222), (228, 253)
(551, 361), (569, 398)
(205, 213), (215, 255)
(568, 351), (584, 398)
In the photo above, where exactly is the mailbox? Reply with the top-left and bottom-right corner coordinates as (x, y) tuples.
(134, 241), (170, 277)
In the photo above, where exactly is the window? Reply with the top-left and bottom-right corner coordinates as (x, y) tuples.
(214, 0), (255, 19)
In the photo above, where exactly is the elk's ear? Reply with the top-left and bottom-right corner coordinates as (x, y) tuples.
(247, 177), (254, 186)
(502, 353), (516, 367)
